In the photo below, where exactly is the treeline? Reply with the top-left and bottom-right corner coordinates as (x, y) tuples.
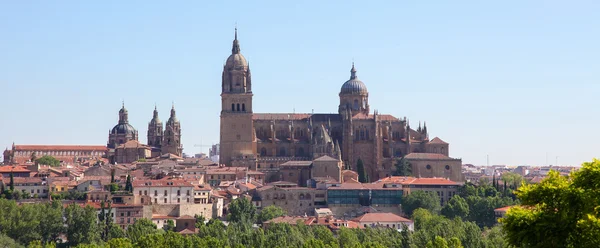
(0, 195), (510, 248)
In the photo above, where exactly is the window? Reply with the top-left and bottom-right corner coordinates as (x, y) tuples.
(177, 198), (180, 203)
(177, 190), (181, 196)
(187, 190), (190, 196)
(231, 104), (235, 111)
(242, 104), (246, 112)
(445, 165), (450, 170)
(260, 147), (267, 156)
(279, 147), (286, 157)
(426, 164), (431, 170)
(353, 99), (359, 110)
(154, 190), (157, 196)
(164, 199), (167, 203)
(236, 104), (240, 111)
(164, 190), (168, 196)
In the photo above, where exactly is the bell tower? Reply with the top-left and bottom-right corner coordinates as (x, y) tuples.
(219, 28), (256, 166)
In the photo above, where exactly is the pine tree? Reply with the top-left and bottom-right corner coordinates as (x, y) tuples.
(492, 173), (496, 189)
(9, 171), (14, 191)
(125, 175), (132, 192)
(503, 180), (508, 197)
(357, 159), (368, 183)
(110, 169), (116, 183)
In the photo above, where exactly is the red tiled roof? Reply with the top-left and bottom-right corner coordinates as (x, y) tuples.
(13, 177), (44, 184)
(352, 113), (398, 121)
(15, 145), (107, 151)
(401, 177), (460, 186)
(0, 166), (31, 173)
(428, 137), (448, 144)
(352, 213), (412, 223)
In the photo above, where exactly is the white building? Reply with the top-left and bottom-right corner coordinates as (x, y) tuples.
(352, 212), (414, 231)
(132, 179), (194, 205)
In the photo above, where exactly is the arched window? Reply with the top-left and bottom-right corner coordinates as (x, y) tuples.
(360, 130), (365, 140)
(365, 129), (369, 140)
(298, 147), (305, 157)
(279, 147), (286, 157)
(260, 147), (267, 156)
(242, 104), (246, 112)
(231, 104), (235, 112)
(353, 99), (359, 110)
(236, 104), (240, 111)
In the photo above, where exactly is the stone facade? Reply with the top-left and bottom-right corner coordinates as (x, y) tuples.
(218, 29), (462, 182)
(256, 185), (323, 216)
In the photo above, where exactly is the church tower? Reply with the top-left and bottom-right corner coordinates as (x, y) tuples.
(147, 105), (163, 148)
(219, 28), (256, 166)
(161, 104), (182, 156)
(339, 63), (370, 116)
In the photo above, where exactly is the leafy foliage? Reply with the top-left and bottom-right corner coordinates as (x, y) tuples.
(357, 159), (368, 183)
(402, 190), (441, 216)
(441, 195), (469, 220)
(35, 155), (60, 167)
(257, 205), (286, 224)
(502, 159), (600, 247)
(393, 156), (412, 176)
(227, 197), (256, 224)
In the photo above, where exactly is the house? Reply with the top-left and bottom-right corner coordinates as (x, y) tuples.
(352, 212), (414, 231)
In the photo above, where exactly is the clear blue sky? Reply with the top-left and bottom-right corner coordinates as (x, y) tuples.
(1, 1), (598, 166)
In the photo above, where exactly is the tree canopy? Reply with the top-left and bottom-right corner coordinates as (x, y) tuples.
(35, 155), (60, 167)
(257, 205), (286, 224)
(393, 156), (412, 176)
(502, 159), (600, 247)
(402, 191), (441, 216)
(227, 197), (257, 224)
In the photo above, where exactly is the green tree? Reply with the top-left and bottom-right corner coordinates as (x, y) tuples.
(64, 204), (100, 246)
(393, 156), (412, 176)
(338, 227), (360, 248)
(441, 195), (469, 220)
(257, 205), (286, 224)
(402, 190), (441, 216)
(35, 156), (60, 167)
(0, 233), (23, 248)
(357, 159), (368, 183)
(426, 236), (448, 248)
(108, 183), (119, 193)
(125, 175), (132, 192)
(163, 220), (175, 232)
(9, 171), (14, 191)
(110, 169), (116, 183)
(502, 159), (600, 247)
(126, 218), (159, 244)
(39, 201), (65, 244)
(105, 238), (133, 248)
(227, 197), (256, 224)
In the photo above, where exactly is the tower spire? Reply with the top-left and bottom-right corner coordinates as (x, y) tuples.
(232, 27), (240, 54)
(350, 62), (357, 79)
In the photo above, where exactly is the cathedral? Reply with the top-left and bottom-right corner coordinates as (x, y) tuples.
(107, 103), (183, 163)
(219, 29), (463, 182)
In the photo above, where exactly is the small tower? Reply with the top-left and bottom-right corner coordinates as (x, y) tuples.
(147, 105), (163, 148)
(162, 103), (182, 156)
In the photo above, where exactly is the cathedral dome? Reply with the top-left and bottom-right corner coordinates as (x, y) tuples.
(225, 53), (247, 69)
(340, 64), (368, 95)
(111, 123), (137, 136)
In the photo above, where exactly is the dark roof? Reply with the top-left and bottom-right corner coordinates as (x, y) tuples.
(280, 161), (312, 167)
(111, 123), (137, 135)
(404, 153), (454, 160)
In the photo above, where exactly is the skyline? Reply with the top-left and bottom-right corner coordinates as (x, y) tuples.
(1, 1), (599, 166)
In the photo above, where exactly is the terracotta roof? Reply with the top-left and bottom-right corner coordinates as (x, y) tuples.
(280, 161), (312, 167)
(12, 177), (44, 184)
(178, 215), (195, 219)
(0, 166), (31, 173)
(314, 155), (338, 162)
(495, 206), (513, 213)
(152, 215), (178, 219)
(428, 137), (448, 144)
(401, 177), (459, 186)
(404, 153), (454, 160)
(178, 229), (196, 235)
(117, 140), (150, 149)
(14, 145), (107, 151)
(239, 183), (257, 190)
(352, 213), (412, 223)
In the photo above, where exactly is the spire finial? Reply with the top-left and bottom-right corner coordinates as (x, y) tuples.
(232, 26), (240, 54)
(154, 102), (157, 110)
(172, 101), (175, 109)
(122, 100), (125, 108)
(350, 62), (357, 79)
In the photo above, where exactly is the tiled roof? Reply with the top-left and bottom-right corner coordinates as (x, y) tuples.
(314, 155), (338, 162)
(14, 145), (107, 151)
(428, 137), (448, 144)
(117, 140), (150, 149)
(401, 177), (460, 186)
(280, 161), (312, 167)
(404, 153), (454, 160)
(0, 166), (31, 173)
(352, 213), (412, 223)
(12, 177), (43, 184)
(494, 206), (513, 213)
